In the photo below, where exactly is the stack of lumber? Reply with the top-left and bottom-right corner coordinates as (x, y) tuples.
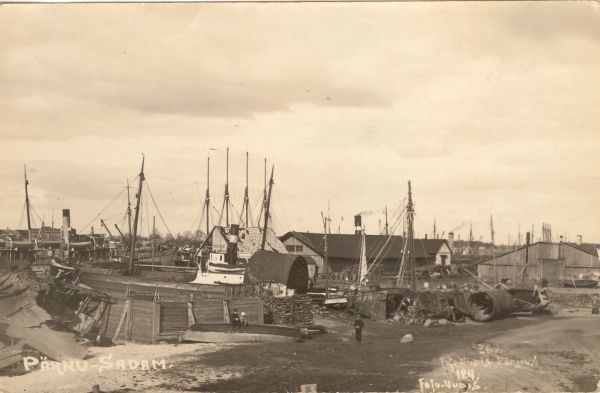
(266, 295), (313, 326)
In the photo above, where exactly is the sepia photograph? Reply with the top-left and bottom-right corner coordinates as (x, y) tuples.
(0, 1), (599, 392)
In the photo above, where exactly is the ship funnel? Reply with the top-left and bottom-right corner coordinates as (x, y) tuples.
(448, 232), (455, 250)
(354, 215), (362, 235)
(227, 224), (240, 264)
(62, 209), (71, 248)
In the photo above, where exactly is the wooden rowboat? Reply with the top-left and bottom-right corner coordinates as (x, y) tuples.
(562, 278), (599, 288)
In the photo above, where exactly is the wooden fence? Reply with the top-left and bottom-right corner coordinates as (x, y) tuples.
(100, 295), (264, 344)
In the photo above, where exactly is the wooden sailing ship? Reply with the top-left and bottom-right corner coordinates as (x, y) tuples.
(351, 181), (418, 320)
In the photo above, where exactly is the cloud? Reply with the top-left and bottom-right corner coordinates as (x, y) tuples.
(0, 2), (599, 242)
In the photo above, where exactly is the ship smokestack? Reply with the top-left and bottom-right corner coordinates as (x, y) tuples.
(354, 215), (362, 235)
(448, 232), (454, 250)
(62, 209), (71, 248)
(227, 224), (240, 264)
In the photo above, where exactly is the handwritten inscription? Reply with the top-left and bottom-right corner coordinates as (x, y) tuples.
(419, 376), (481, 392)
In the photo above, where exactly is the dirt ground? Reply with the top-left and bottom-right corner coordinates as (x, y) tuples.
(1, 307), (599, 393)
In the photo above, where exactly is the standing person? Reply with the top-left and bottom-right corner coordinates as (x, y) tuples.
(592, 294), (600, 315)
(240, 311), (248, 327)
(353, 315), (364, 343)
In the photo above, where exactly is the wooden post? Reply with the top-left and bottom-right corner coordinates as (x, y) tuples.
(113, 300), (130, 342)
(152, 301), (160, 344)
(258, 299), (264, 324)
(300, 384), (317, 393)
(92, 384), (101, 393)
(223, 299), (231, 324)
(187, 302), (195, 327)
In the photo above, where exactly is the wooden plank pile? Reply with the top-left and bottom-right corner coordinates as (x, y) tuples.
(266, 295), (313, 326)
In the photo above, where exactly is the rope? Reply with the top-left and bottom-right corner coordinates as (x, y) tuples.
(144, 179), (173, 237)
(81, 187), (127, 232)
(18, 201), (26, 230)
(366, 203), (406, 275)
(144, 187), (151, 239)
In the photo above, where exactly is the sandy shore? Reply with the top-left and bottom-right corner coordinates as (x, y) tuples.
(0, 342), (242, 393)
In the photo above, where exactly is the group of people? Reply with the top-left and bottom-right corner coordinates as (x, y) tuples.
(230, 308), (249, 331)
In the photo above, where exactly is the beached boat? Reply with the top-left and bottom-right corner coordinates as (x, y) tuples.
(562, 277), (599, 288)
(183, 323), (324, 343)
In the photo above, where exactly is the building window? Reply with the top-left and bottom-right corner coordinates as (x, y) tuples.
(286, 245), (296, 252)
(295, 245), (303, 252)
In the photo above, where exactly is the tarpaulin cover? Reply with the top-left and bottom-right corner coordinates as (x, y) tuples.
(246, 251), (309, 293)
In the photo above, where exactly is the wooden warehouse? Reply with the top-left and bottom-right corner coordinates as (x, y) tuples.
(477, 242), (600, 283)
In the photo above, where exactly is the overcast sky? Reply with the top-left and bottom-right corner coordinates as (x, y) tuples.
(1, 2), (599, 244)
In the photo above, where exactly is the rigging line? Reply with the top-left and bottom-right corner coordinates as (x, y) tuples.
(217, 198), (225, 227)
(247, 201), (255, 227)
(102, 212), (125, 222)
(366, 209), (405, 275)
(116, 211), (128, 227)
(81, 187), (127, 232)
(18, 201), (26, 230)
(198, 202), (207, 235)
(188, 208), (202, 234)
(144, 180), (173, 237)
(366, 204), (405, 261)
(273, 189), (294, 234)
(229, 201), (240, 221)
(366, 224), (399, 275)
(144, 187), (151, 241)
(29, 204), (44, 227)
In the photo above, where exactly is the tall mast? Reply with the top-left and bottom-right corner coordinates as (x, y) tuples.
(239, 151), (250, 227)
(385, 206), (389, 236)
(433, 217), (437, 239)
(321, 211), (329, 299)
(490, 215), (496, 285)
(245, 152), (249, 227)
(224, 147), (230, 227)
(468, 220), (473, 248)
(358, 227), (367, 285)
(396, 226), (410, 287)
(407, 181), (416, 291)
(152, 216), (156, 265)
(24, 165), (32, 241)
(127, 179), (132, 240)
(260, 166), (274, 251)
(327, 199), (331, 234)
(128, 156), (145, 275)
(205, 156), (210, 236)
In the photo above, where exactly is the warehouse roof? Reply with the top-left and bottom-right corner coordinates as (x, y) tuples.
(280, 232), (451, 260)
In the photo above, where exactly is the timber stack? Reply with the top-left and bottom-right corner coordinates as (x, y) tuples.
(266, 295), (314, 326)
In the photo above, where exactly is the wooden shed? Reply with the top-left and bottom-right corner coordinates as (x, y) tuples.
(477, 242), (600, 283)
